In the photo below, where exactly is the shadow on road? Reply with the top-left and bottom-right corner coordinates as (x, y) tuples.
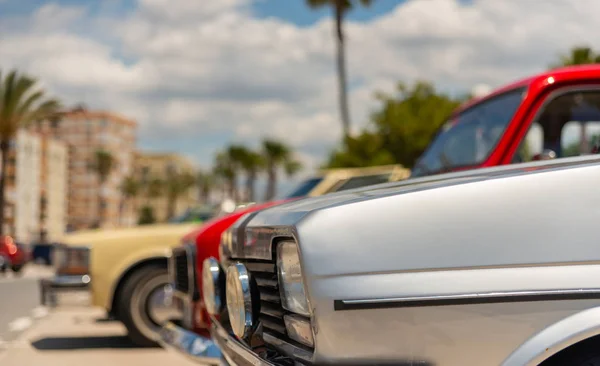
(31, 336), (159, 350)
(94, 317), (118, 323)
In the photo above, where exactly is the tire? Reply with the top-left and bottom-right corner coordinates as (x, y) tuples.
(117, 264), (175, 347)
(12, 265), (23, 274)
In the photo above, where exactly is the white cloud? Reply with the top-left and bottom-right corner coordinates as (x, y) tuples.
(2, 0), (600, 178)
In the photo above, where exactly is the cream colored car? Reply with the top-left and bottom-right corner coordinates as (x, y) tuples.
(41, 221), (204, 347)
(41, 164), (411, 347)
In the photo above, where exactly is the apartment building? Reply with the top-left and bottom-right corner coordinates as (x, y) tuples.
(19, 121), (70, 243)
(12, 131), (42, 243)
(133, 152), (198, 222)
(43, 139), (68, 240)
(54, 110), (137, 230)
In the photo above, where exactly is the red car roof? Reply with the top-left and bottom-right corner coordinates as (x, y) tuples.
(455, 64), (600, 115)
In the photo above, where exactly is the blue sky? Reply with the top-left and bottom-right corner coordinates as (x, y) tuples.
(1, 0), (600, 195)
(0, 0), (404, 24)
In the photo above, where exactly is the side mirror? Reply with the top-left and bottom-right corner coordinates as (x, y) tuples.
(532, 149), (557, 161)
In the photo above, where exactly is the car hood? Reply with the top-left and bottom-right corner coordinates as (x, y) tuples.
(60, 222), (200, 248)
(235, 156), (600, 267)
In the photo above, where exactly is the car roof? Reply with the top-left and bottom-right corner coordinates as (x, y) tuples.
(317, 164), (409, 178)
(454, 64), (600, 115)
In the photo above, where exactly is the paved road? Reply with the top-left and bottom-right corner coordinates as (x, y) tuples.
(0, 265), (53, 344)
(0, 307), (201, 366)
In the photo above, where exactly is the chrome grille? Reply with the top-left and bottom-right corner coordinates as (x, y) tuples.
(238, 260), (289, 342)
(170, 244), (198, 300)
(174, 250), (189, 293)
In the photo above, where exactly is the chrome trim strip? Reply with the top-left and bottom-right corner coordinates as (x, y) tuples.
(159, 321), (220, 365)
(187, 244), (199, 301)
(334, 288), (600, 311)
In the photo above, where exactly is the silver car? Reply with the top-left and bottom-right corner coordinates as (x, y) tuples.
(192, 155), (600, 365)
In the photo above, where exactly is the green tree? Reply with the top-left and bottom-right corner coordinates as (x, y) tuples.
(196, 171), (215, 203)
(146, 178), (164, 199)
(262, 139), (302, 201)
(121, 176), (140, 223)
(325, 80), (462, 168)
(213, 150), (237, 200)
(234, 146), (264, 202)
(90, 150), (115, 227)
(138, 205), (156, 225)
(306, 0), (373, 139)
(550, 46), (600, 69)
(0, 70), (60, 234)
(165, 171), (196, 220)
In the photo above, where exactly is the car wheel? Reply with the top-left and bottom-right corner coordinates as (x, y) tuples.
(12, 265), (23, 275)
(117, 264), (178, 347)
(542, 338), (600, 366)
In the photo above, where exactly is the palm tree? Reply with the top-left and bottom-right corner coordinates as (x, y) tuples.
(90, 150), (115, 227)
(550, 46), (600, 154)
(0, 70), (61, 235)
(229, 145), (264, 202)
(146, 178), (164, 199)
(213, 151), (237, 200)
(284, 160), (302, 178)
(165, 172), (196, 220)
(306, 0), (373, 139)
(196, 171), (215, 203)
(121, 176), (140, 225)
(262, 139), (303, 201)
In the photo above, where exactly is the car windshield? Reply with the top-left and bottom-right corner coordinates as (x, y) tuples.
(412, 87), (526, 177)
(277, 176), (324, 199)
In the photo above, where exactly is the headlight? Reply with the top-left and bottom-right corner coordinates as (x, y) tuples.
(53, 245), (90, 276)
(276, 241), (310, 316)
(202, 257), (225, 315)
(225, 263), (256, 339)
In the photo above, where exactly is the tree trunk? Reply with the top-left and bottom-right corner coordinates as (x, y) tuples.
(97, 182), (104, 228)
(580, 122), (588, 154)
(167, 193), (176, 220)
(265, 166), (276, 201)
(334, 5), (351, 139)
(201, 186), (210, 203)
(228, 176), (237, 202)
(0, 141), (10, 236)
(246, 171), (255, 202)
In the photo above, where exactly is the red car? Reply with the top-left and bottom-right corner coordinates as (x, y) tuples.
(162, 64), (600, 362)
(0, 235), (27, 274)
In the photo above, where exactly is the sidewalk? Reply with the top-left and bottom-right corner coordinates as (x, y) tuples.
(0, 307), (201, 366)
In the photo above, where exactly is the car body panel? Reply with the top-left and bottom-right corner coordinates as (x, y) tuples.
(62, 222), (198, 310)
(178, 164), (410, 332)
(222, 156), (600, 365)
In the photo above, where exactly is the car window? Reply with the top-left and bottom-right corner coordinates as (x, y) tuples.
(331, 173), (392, 192)
(513, 90), (600, 163)
(279, 176), (324, 199)
(412, 88), (525, 177)
(513, 123), (543, 163)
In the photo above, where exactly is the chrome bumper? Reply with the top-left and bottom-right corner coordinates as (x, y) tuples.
(209, 320), (277, 366)
(39, 274), (91, 306)
(159, 321), (221, 365)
